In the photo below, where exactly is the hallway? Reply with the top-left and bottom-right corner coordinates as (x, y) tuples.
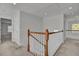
(55, 39), (79, 56)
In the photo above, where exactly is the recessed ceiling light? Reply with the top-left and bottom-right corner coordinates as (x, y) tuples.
(68, 7), (72, 10)
(12, 3), (16, 5)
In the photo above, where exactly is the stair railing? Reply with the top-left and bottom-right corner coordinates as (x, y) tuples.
(27, 29), (63, 56)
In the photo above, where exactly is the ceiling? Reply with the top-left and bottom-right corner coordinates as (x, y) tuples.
(13, 3), (79, 17)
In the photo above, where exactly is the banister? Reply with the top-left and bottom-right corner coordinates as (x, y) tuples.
(44, 29), (49, 56)
(27, 29), (79, 56)
(49, 30), (63, 34)
(27, 29), (49, 56)
(27, 29), (30, 52)
(30, 34), (46, 47)
(30, 32), (45, 35)
(27, 29), (64, 56)
(66, 30), (79, 31)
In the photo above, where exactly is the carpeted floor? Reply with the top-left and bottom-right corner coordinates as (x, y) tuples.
(0, 41), (33, 56)
(55, 39), (79, 56)
(1, 39), (79, 56)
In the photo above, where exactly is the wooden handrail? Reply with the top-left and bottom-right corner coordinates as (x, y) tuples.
(66, 30), (79, 31)
(30, 34), (46, 47)
(27, 29), (30, 52)
(30, 32), (45, 35)
(45, 29), (49, 56)
(27, 29), (49, 56)
(49, 30), (63, 34)
(49, 30), (79, 35)
(27, 29), (79, 56)
(27, 29), (64, 56)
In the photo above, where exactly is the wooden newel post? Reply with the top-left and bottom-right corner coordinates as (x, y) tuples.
(45, 29), (49, 56)
(27, 29), (30, 52)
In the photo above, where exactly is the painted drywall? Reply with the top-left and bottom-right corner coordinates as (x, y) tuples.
(20, 11), (44, 55)
(65, 16), (79, 40)
(43, 14), (64, 55)
(13, 10), (21, 45)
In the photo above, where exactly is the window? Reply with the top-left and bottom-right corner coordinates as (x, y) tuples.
(72, 24), (79, 30)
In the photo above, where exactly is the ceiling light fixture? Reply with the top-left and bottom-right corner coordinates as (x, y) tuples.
(12, 3), (16, 5)
(68, 7), (72, 10)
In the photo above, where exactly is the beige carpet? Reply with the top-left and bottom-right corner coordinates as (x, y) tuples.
(0, 41), (33, 56)
(55, 39), (79, 56)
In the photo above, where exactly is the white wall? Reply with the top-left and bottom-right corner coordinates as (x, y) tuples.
(65, 16), (79, 40)
(13, 10), (21, 45)
(43, 14), (64, 55)
(19, 11), (43, 55)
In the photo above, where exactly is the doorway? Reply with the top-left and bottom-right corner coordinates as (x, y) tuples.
(0, 18), (12, 43)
